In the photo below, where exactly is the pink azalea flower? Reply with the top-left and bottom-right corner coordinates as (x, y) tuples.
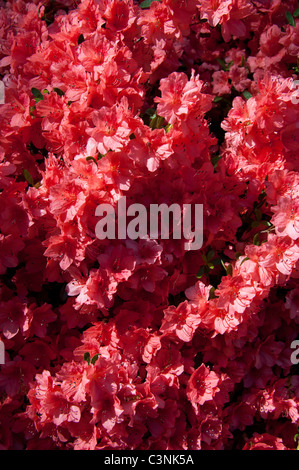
(243, 433), (287, 450)
(215, 275), (257, 314)
(187, 364), (220, 407)
(161, 301), (202, 342)
(154, 70), (212, 124)
(86, 99), (135, 154)
(271, 196), (299, 240)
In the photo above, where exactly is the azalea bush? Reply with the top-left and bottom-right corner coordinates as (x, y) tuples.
(0, 0), (298, 451)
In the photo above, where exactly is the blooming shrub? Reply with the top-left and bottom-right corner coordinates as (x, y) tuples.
(0, 0), (298, 451)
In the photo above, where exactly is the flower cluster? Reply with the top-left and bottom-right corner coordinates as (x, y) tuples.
(0, 0), (298, 450)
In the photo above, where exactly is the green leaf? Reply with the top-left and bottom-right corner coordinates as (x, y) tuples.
(207, 250), (215, 262)
(220, 258), (225, 269)
(54, 87), (65, 97)
(31, 88), (44, 103)
(208, 287), (218, 300)
(23, 169), (34, 186)
(140, 0), (161, 8)
(97, 152), (105, 160)
(293, 7), (299, 17)
(216, 58), (233, 71)
(243, 90), (252, 100)
(84, 352), (91, 365)
(42, 89), (49, 94)
(217, 58), (227, 69)
(91, 354), (99, 365)
(221, 260), (232, 276)
(211, 154), (222, 168)
(196, 266), (206, 279)
(150, 114), (165, 129)
(240, 256), (250, 266)
(213, 96), (223, 103)
(253, 233), (260, 246)
(86, 156), (98, 165)
(286, 11), (295, 26)
(226, 263), (233, 277)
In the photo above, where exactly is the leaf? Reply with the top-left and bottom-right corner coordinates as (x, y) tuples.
(226, 263), (233, 277)
(84, 352), (91, 365)
(208, 287), (218, 300)
(213, 96), (223, 103)
(243, 90), (252, 100)
(207, 250), (215, 262)
(31, 87), (44, 103)
(211, 154), (222, 168)
(286, 11), (295, 26)
(196, 266), (205, 279)
(221, 260), (232, 276)
(217, 58), (227, 69)
(253, 233), (260, 246)
(293, 7), (299, 17)
(216, 58), (233, 71)
(150, 114), (165, 129)
(23, 169), (34, 186)
(91, 354), (99, 365)
(140, 0), (161, 8)
(54, 87), (65, 97)
(240, 256), (250, 265)
(220, 259), (227, 271)
(86, 156), (98, 165)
